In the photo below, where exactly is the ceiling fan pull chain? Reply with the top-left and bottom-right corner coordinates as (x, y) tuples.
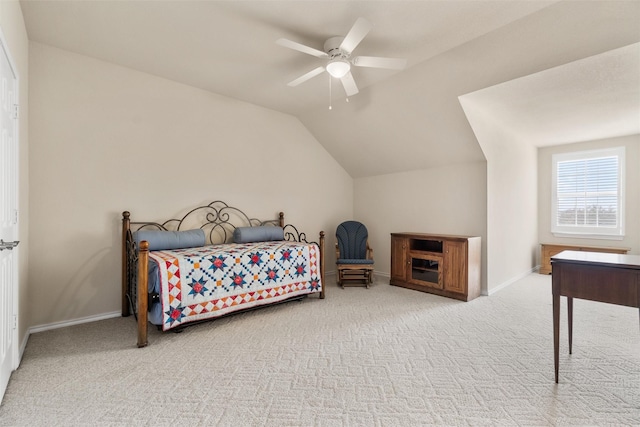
(328, 74), (332, 110)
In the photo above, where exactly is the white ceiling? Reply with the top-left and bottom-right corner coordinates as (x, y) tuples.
(20, 0), (640, 178)
(460, 42), (640, 147)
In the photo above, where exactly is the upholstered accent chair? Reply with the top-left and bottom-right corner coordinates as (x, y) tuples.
(335, 220), (374, 288)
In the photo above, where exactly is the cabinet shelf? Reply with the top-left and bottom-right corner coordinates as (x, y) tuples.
(412, 266), (438, 272)
(409, 250), (442, 256)
(410, 239), (443, 253)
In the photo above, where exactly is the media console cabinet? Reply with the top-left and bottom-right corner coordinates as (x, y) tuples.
(539, 243), (630, 275)
(390, 233), (481, 302)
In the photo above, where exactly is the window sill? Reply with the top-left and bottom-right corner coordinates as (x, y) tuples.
(552, 232), (624, 241)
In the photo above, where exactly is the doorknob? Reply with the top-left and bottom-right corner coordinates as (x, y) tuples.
(0, 240), (19, 251)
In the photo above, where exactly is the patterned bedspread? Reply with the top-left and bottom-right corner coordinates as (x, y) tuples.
(149, 241), (322, 330)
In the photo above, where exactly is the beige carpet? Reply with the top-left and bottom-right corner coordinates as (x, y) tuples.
(1, 274), (638, 426)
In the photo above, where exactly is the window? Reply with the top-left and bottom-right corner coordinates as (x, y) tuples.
(551, 147), (625, 239)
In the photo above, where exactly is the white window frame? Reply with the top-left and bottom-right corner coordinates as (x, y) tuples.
(551, 147), (625, 240)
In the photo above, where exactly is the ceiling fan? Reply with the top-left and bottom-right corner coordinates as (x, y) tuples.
(277, 18), (407, 97)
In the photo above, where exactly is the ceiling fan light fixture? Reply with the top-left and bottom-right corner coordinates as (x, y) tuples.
(326, 59), (350, 78)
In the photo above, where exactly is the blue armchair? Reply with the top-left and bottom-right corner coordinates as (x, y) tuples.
(335, 220), (374, 288)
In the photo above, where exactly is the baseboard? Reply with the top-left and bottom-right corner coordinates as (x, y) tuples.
(17, 330), (29, 368)
(29, 311), (121, 335)
(485, 265), (540, 296)
(374, 271), (389, 281)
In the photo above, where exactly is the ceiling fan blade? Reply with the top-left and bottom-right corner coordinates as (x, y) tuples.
(287, 66), (325, 87)
(352, 56), (407, 70)
(339, 18), (372, 54)
(276, 38), (328, 58)
(340, 72), (359, 97)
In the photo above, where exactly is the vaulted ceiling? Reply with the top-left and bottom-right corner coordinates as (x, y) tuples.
(21, 1), (640, 178)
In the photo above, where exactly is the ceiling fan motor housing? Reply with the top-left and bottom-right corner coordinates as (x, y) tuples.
(324, 36), (349, 59)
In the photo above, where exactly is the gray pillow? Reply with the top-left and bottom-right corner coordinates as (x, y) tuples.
(233, 226), (284, 243)
(133, 229), (205, 251)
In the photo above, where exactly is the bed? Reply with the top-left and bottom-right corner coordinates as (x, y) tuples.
(121, 200), (325, 348)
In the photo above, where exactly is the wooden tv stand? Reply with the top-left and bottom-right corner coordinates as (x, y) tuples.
(539, 243), (630, 275)
(390, 233), (481, 302)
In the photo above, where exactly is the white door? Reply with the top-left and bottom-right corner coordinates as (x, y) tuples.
(0, 36), (19, 404)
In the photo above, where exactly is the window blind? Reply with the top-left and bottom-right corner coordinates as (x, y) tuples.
(551, 146), (624, 238)
(556, 156), (618, 227)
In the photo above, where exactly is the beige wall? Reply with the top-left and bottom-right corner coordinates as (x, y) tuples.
(0, 1), (30, 353)
(484, 141), (538, 292)
(538, 134), (640, 254)
(459, 95), (539, 294)
(28, 42), (352, 327)
(354, 161), (487, 291)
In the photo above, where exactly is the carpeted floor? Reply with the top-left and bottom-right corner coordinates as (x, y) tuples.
(0, 274), (638, 426)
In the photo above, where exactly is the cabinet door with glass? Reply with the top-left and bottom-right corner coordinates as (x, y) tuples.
(408, 252), (443, 289)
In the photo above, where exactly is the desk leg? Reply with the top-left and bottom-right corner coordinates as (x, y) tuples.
(568, 297), (573, 355)
(553, 293), (560, 383)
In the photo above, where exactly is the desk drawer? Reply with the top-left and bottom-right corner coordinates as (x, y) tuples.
(556, 263), (639, 308)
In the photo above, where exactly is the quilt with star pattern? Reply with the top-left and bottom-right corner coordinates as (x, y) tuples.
(148, 240), (322, 330)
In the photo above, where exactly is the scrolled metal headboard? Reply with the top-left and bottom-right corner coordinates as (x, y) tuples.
(127, 200), (283, 245)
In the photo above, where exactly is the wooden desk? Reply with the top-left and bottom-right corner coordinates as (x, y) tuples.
(551, 250), (640, 383)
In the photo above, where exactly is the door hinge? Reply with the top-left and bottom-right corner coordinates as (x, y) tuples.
(13, 209), (18, 224)
(13, 104), (18, 120)
(13, 314), (17, 330)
